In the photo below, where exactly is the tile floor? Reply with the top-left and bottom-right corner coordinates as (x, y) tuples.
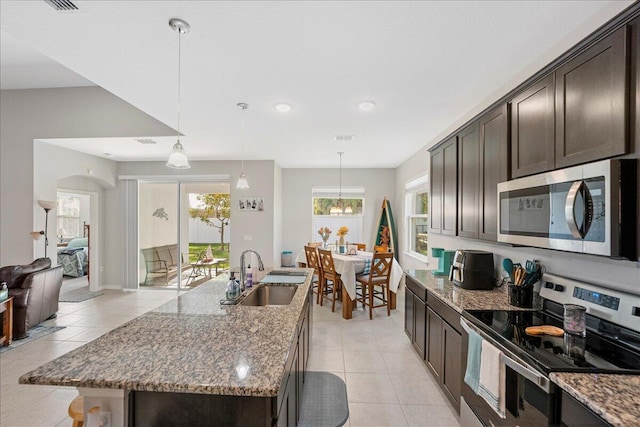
(1, 281), (460, 426)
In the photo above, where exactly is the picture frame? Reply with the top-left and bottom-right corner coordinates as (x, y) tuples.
(239, 197), (264, 211)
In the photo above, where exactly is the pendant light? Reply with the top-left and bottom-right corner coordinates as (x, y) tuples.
(166, 18), (191, 169)
(236, 102), (250, 189)
(330, 152), (345, 215)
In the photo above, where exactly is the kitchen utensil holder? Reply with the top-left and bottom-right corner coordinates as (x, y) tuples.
(509, 284), (533, 308)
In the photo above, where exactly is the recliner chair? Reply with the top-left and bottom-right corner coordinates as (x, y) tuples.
(0, 258), (64, 339)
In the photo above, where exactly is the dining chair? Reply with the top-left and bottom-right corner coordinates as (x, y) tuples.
(317, 248), (343, 312)
(304, 245), (322, 304)
(354, 243), (367, 251)
(355, 252), (394, 319)
(307, 242), (323, 248)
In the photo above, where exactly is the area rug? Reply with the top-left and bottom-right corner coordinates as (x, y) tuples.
(59, 286), (103, 302)
(299, 371), (349, 427)
(0, 325), (65, 353)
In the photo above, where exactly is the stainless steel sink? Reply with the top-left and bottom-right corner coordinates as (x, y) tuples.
(240, 284), (297, 306)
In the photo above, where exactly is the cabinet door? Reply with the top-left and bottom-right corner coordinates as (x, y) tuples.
(457, 122), (480, 239)
(442, 137), (458, 236)
(511, 73), (555, 178)
(404, 289), (415, 340)
(442, 321), (462, 411)
(479, 104), (508, 241)
(555, 26), (629, 168)
(413, 294), (426, 360)
(429, 148), (443, 234)
(426, 307), (443, 381)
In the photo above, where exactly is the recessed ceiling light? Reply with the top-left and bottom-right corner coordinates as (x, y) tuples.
(275, 103), (291, 112)
(358, 100), (376, 111)
(136, 138), (157, 145)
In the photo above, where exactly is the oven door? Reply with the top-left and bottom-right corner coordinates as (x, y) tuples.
(460, 318), (558, 427)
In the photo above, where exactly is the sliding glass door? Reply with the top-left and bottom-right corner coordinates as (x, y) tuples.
(138, 180), (230, 289)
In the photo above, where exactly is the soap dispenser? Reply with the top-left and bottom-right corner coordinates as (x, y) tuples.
(226, 272), (240, 300)
(246, 264), (253, 288)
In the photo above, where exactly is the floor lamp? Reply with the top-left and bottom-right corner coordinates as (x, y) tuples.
(31, 200), (57, 259)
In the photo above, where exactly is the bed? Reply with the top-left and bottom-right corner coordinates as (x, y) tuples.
(57, 223), (90, 278)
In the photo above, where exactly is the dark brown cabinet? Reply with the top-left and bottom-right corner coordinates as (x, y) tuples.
(426, 306), (443, 382)
(510, 73), (556, 178)
(457, 122), (480, 239)
(405, 276), (463, 413)
(442, 321), (462, 408)
(479, 104), (509, 241)
(405, 277), (427, 360)
(555, 26), (630, 168)
(560, 391), (609, 427)
(429, 136), (458, 235)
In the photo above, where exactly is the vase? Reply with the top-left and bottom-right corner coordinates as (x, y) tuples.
(339, 236), (345, 253)
(322, 239), (329, 249)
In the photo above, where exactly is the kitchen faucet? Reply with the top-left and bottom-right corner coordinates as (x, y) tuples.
(240, 249), (265, 291)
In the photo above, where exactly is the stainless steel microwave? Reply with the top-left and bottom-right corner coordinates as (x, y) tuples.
(497, 159), (637, 259)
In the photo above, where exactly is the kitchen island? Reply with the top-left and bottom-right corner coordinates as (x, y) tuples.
(19, 269), (313, 427)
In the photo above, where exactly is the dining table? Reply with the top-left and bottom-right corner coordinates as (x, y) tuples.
(295, 249), (404, 319)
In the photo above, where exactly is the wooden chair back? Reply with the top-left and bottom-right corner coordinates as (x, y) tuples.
(317, 248), (339, 282)
(304, 245), (320, 273)
(307, 242), (323, 248)
(354, 243), (367, 251)
(369, 252), (394, 284)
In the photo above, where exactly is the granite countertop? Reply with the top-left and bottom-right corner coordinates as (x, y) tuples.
(19, 268), (313, 397)
(405, 269), (539, 313)
(550, 373), (640, 427)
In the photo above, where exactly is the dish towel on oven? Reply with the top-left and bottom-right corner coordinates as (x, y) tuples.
(478, 340), (506, 419)
(463, 328), (482, 393)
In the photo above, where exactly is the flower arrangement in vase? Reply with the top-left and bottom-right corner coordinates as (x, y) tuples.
(317, 227), (332, 248)
(337, 226), (349, 253)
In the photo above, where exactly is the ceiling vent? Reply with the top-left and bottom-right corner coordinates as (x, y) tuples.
(334, 135), (355, 142)
(44, 0), (79, 11)
(136, 138), (158, 145)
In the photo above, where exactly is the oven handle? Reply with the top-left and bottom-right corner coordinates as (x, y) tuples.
(460, 318), (551, 393)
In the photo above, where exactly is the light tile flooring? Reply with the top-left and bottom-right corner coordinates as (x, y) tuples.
(1, 282), (460, 427)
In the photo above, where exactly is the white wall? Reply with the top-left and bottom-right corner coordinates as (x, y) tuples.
(138, 183), (178, 249)
(281, 168), (396, 256)
(0, 87), (175, 267)
(273, 164), (284, 267)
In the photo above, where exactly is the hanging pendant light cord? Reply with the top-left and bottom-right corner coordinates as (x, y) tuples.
(177, 28), (182, 143)
(241, 106), (246, 172)
(339, 152), (343, 211)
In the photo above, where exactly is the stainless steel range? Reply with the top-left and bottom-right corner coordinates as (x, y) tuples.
(460, 273), (640, 426)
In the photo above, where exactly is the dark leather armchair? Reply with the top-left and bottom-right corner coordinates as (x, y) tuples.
(0, 258), (64, 339)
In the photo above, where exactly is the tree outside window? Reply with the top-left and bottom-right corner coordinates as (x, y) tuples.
(189, 193), (231, 251)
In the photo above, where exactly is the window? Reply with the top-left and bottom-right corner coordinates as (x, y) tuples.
(57, 195), (81, 238)
(405, 175), (429, 259)
(311, 186), (364, 244)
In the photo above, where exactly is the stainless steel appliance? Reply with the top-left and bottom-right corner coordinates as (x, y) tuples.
(448, 250), (494, 290)
(460, 273), (640, 426)
(497, 159), (637, 259)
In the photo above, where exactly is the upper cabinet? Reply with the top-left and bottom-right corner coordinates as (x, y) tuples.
(555, 26), (630, 168)
(479, 104), (509, 241)
(511, 26), (630, 178)
(457, 122), (480, 239)
(510, 74), (555, 178)
(429, 137), (457, 236)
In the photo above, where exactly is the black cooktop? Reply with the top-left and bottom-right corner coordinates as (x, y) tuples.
(462, 308), (640, 375)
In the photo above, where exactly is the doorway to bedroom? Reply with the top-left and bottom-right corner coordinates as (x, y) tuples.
(56, 190), (94, 297)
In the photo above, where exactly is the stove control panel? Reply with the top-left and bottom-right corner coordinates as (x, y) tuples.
(573, 286), (620, 310)
(541, 273), (640, 333)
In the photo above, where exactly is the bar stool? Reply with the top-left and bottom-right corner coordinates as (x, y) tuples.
(68, 396), (84, 427)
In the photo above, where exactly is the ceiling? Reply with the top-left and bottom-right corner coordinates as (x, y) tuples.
(0, 1), (634, 168)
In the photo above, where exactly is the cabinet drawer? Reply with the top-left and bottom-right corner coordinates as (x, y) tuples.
(406, 276), (427, 302)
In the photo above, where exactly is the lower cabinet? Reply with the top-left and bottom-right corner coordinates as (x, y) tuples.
(560, 391), (609, 427)
(405, 277), (427, 359)
(405, 277), (462, 413)
(276, 287), (311, 427)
